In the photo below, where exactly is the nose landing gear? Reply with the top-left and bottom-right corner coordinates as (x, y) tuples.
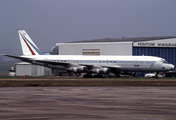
(155, 72), (159, 78)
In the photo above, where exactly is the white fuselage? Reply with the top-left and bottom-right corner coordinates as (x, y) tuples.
(21, 55), (175, 73)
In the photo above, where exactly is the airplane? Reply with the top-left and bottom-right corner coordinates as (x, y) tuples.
(3, 30), (175, 78)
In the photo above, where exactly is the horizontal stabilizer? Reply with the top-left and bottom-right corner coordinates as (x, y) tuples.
(2, 54), (32, 62)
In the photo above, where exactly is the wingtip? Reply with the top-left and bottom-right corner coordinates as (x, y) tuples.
(2, 54), (7, 56)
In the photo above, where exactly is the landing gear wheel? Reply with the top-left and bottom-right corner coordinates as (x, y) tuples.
(94, 74), (103, 78)
(155, 74), (158, 78)
(83, 74), (93, 78)
(115, 74), (120, 78)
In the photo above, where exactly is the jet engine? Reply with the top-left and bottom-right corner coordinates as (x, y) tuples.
(90, 68), (110, 74)
(66, 66), (88, 73)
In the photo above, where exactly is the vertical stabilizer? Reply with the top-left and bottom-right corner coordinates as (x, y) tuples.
(18, 30), (45, 55)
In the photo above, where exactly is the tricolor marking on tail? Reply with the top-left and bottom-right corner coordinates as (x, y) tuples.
(19, 33), (36, 55)
(19, 30), (46, 55)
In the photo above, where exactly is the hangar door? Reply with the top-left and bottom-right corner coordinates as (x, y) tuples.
(133, 47), (176, 66)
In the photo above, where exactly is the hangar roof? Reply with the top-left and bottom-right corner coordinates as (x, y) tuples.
(69, 36), (176, 43)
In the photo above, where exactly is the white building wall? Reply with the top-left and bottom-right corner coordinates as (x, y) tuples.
(56, 42), (133, 55)
(15, 62), (50, 76)
(16, 64), (32, 76)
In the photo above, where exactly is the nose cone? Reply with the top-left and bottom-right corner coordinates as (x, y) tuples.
(170, 64), (175, 71)
(162, 64), (175, 71)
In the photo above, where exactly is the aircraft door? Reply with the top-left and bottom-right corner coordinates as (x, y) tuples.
(134, 59), (139, 67)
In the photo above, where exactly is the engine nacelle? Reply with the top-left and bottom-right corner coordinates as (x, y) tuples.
(91, 68), (110, 74)
(66, 66), (88, 73)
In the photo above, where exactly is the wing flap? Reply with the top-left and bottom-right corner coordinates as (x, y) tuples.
(3, 54), (121, 71)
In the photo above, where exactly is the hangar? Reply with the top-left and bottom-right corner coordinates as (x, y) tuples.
(52, 36), (176, 68)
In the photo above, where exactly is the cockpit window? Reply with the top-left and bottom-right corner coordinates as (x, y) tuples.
(161, 59), (168, 63)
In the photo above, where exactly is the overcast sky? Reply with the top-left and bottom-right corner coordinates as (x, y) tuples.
(0, 0), (176, 54)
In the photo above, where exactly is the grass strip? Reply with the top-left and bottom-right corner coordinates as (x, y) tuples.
(0, 79), (176, 87)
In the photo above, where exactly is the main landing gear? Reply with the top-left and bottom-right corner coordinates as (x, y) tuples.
(83, 74), (93, 78)
(155, 73), (159, 78)
(83, 74), (104, 78)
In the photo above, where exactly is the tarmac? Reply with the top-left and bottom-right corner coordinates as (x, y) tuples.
(0, 87), (176, 120)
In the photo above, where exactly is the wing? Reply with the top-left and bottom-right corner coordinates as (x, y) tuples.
(3, 54), (88, 68)
(35, 59), (96, 68)
(3, 54), (121, 73)
(102, 65), (121, 69)
(35, 59), (121, 70)
(35, 59), (72, 67)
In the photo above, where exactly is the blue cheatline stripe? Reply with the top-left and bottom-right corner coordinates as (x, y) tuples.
(149, 61), (156, 68)
(23, 35), (46, 55)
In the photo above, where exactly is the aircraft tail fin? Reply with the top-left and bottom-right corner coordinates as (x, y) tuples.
(18, 30), (45, 55)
